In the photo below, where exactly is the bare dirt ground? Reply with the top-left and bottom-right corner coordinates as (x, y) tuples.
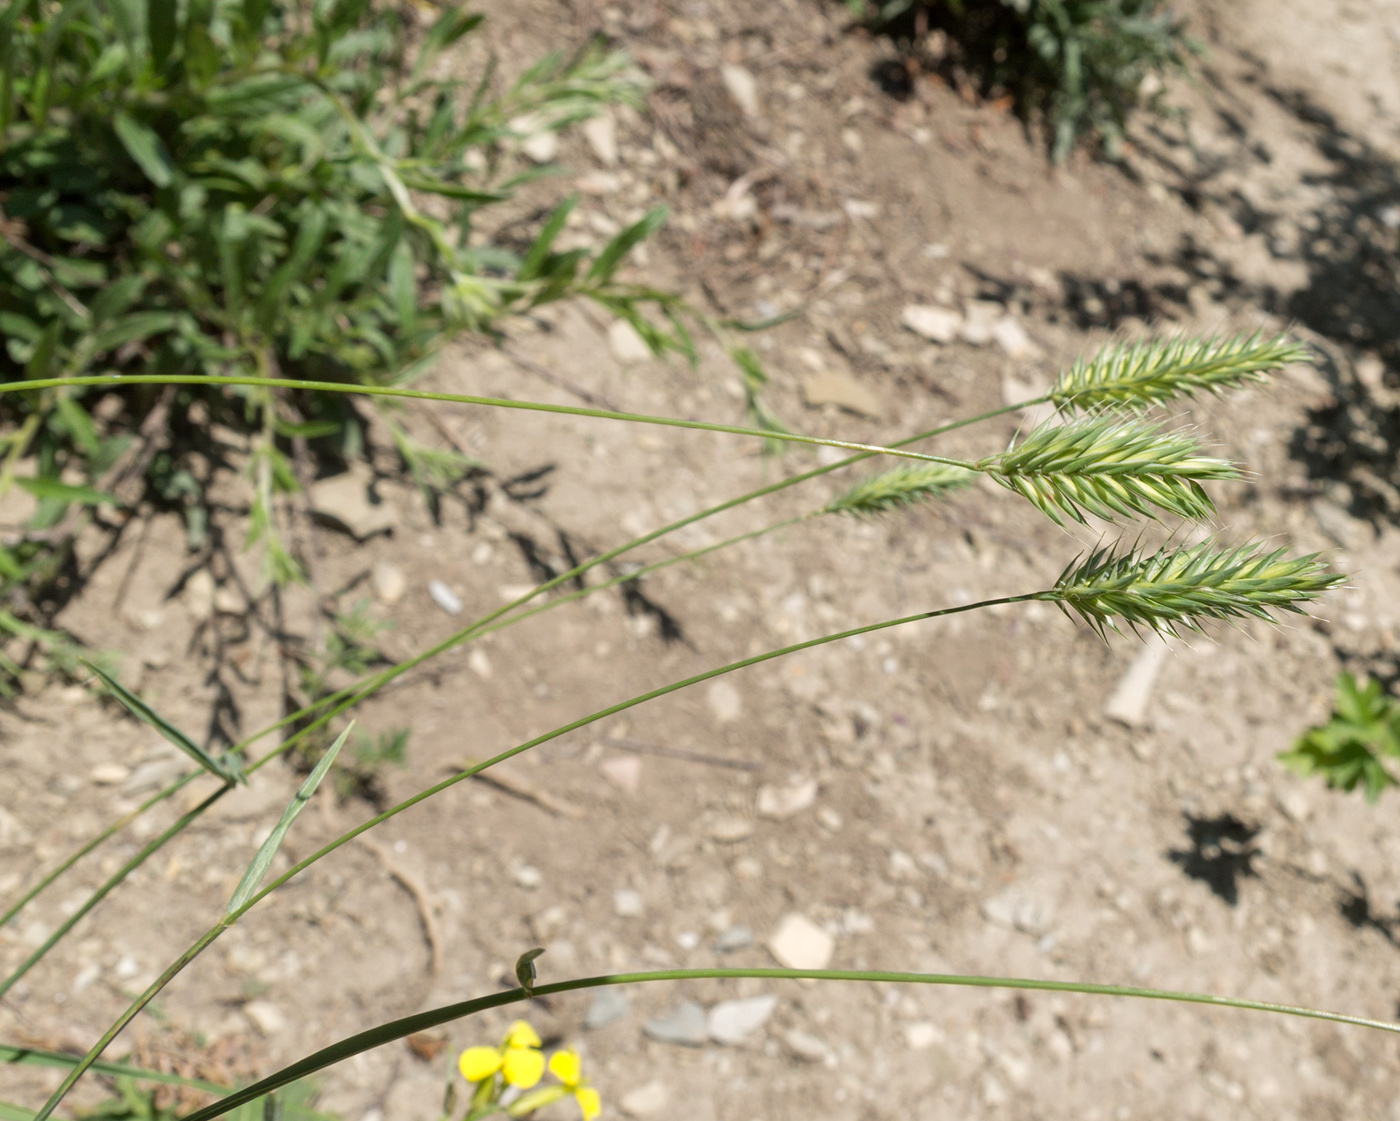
(7, 1), (1400, 1119)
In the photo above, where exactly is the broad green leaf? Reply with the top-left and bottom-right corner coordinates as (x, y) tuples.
(23, 322), (60, 379)
(54, 395), (100, 457)
(254, 207), (328, 328)
(226, 724), (352, 915)
(0, 1100), (32, 1121)
(88, 275), (149, 324)
(15, 477), (117, 507)
(387, 241), (416, 332)
(82, 659), (241, 783)
(113, 112), (174, 188)
(146, 0), (176, 68)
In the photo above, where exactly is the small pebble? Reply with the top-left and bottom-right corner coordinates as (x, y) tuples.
(706, 681), (742, 723)
(707, 995), (777, 1045)
(583, 988), (629, 1030)
(714, 924), (754, 953)
(619, 1080), (669, 1117)
(91, 763), (130, 786)
(614, 888), (644, 917)
(642, 1001), (708, 1047)
(512, 864), (542, 890)
(428, 580), (462, 615)
(768, 913), (834, 971)
(243, 1000), (286, 1036)
(756, 776), (817, 820)
(372, 562), (407, 604)
(784, 1030), (831, 1062)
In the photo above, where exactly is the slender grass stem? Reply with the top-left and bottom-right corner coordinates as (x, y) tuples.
(0, 374), (975, 468)
(30, 592), (1031, 1120)
(0, 786), (231, 999)
(179, 968), (1400, 1121)
(0, 398), (1031, 977)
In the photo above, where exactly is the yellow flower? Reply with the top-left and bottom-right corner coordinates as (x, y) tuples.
(458, 1021), (546, 1089)
(548, 1049), (601, 1121)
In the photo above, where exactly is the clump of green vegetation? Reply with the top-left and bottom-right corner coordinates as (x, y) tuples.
(0, 0), (726, 685)
(851, 0), (1198, 161)
(1281, 672), (1400, 802)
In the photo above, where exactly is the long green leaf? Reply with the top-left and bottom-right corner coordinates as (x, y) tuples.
(177, 967), (1400, 1121)
(82, 660), (239, 782)
(586, 206), (667, 282)
(147, 0), (177, 68)
(225, 725), (351, 915)
(112, 113), (174, 187)
(15, 477), (117, 507)
(518, 196), (577, 281)
(0, 1100), (32, 1121)
(0, 1045), (225, 1094)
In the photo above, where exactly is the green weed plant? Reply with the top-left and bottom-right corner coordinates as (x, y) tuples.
(0, 330), (1383, 1121)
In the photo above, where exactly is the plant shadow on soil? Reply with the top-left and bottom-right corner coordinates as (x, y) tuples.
(1167, 812), (1261, 906)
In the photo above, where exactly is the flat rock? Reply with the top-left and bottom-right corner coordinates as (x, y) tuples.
(1103, 633), (1170, 728)
(428, 580), (463, 615)
(784, 1030), (831, 1062)
(90, 763), (130, 786)
(705, 815), (753, 842)
(609, 319), (653, 365)
(900, 304), (963, 344)
(708, 994), (777, 1045)
(981, 888), (1055, 936)
(243, 1000), (286, 1036)
(801, 370), (882, 419)
(990, 315), (1040, 359)
(768, 913), (834, 970)
(619, 1080), (669, 1117)
(642, 1000), (708, 1046)
(714, 924), (754, 953)
(613, 888), (644, 917)
(756, 775), (817, 819)
(960, 300), (1003, 346)
(600, 755), (642, 792)
(372, 562), (407, 604)
(582, 113), (619, 166)
(719, 63), (761, 119)
(584, 988), (629, 1030)
(310, 464), (397, 540)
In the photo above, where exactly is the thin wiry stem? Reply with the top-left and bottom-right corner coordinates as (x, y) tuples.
(1050, 331), (1308, 411)
(180, 967), (1399, 1121)
(0, 374), (970, 468)
(0, 398), (1028, 950)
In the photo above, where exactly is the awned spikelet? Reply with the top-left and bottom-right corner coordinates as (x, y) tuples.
(1042, 539), (1344, 638)
(978, 416), (1238, 526)
(1050, 332), (1308, 412)
(825, 463), (976, 517)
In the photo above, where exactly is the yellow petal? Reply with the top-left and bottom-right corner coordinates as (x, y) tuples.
(575, 1086), (602, 1121)
(548, 1048), (581, 1087)
(502, 1046), (545, 1088)
(459, 1047), (503, 1082)
(504, 1020), (542, 1049)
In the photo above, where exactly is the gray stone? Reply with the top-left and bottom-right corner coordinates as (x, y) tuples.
(784, 1030), (831, 1062)
(756, 776), (817, 819)
(800, 370), (882, 418)
(720, 64), (761, 119)
(609, 318), (653, 365)
(714, 924), (754, 953)
(708, 995), (777, 1045)
(372, 562), (407, 604)
(583, 988), (629, 1030)
(642, 1001), (708, 1046)
(981, 888), (1056, 936)
(1103, 633), (1170, 728)
(428, 580), (463, 615)
(900, 304), (962, 344)
(619, 1080), (669, 1117)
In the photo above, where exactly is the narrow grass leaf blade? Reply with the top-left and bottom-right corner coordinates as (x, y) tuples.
(226, 725), (352, 916)
(0, 1044), (227, 1093)
(83, 660), (236, 781)
(15, 478), (118, 506)
(0, 1100), (33, 1121)
(586, 206), (666, 282)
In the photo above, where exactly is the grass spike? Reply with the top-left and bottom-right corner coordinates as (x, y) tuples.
(825, 463), (976, 517)
(1051, 332), (1309, 412)
(1042, 538), (1344, 638)
(977, 415), (1238, 526)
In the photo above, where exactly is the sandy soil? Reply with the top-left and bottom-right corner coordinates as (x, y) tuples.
(7, 1), (1400, 1119)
